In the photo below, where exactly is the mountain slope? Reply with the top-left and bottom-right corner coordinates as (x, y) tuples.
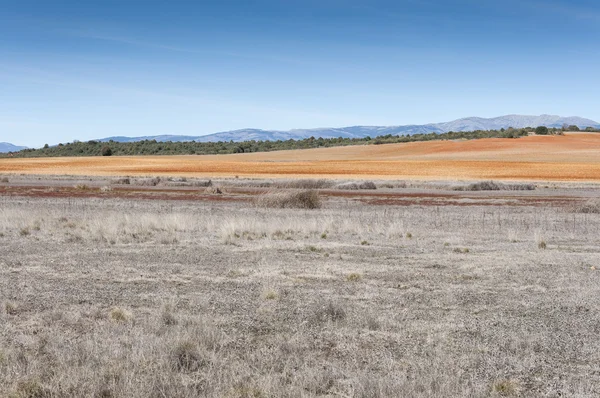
(96, 114), (599, 143)
(0, 142), (27, 153)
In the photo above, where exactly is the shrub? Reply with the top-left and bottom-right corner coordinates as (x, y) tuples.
(335, 181), (377, 190)
(111, 178), (130, 185)
(358, 181), (377, 189)
(0, 177), (8, 183)
(101, 146), (113, 156)
(192, 179), (213, 187)
(205, 186), (223, 194)
(535, 126), (549, 135)
(136, 177), (161, 186)
(275, 179), (334, 189)
(455, 181), (535, 191)
(254, 189), (322, 209)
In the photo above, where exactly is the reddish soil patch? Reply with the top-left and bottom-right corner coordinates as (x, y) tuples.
(0, 184), (584, 208)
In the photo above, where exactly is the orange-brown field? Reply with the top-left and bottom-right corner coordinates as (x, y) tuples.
(2, 132), (600, 181)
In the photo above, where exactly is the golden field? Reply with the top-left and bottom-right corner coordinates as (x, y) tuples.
(2, 133), (600, 181)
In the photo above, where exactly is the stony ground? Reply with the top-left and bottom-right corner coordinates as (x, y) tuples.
(1, 192), (600, 397)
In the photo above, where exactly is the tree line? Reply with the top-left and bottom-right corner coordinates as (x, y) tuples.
(2, 126), (597, 158)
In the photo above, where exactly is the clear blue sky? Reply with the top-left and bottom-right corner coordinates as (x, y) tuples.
(1, 0), (599, 147)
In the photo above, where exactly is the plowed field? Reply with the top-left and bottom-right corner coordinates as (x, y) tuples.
(2, 133), (600, 181)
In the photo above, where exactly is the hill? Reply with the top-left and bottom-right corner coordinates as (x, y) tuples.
(97, 114), (599, 143)
(0, 142), (27, 153)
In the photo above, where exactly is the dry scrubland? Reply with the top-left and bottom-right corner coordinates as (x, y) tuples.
(1, 190), (600, 397)
(3, 133), (600, 181)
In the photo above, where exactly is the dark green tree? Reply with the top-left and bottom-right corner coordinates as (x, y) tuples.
(101, 146), (113, 156)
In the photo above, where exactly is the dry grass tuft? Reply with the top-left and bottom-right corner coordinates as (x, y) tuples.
(263, 289), (278, 300)
(100, 185), (113, 192)
(172, 341), (207, 372)
(9, 378), (50, 398)
(492, 379), (519, 396)
(5, 302), (18, 315)
(346, 273), (362, 282)
(109, 307), (130, 322)
(254, 189), (322, 209)
(161, 304), (178, 326)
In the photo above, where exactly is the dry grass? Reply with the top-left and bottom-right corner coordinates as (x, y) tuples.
(253, 189), (322, 209)
(568, 199), (600, 214)
(1, 192), (600, 396)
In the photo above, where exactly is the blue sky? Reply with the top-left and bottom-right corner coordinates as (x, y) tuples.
(1, 0), (599, 147)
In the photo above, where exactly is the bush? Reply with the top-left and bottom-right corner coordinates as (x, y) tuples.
(136, 177), (161, 186)
(274, 179), (334, 189)
(454, 181), (535, 191)
(535, 126), (549, 135)
(101, 146), (113, 156)
(111, 178), (130, 185)
(254, 189), (322, 209)
(205, 186), (223, 194)
(358, 181), (377, 190)
(335, 181), (377, 190)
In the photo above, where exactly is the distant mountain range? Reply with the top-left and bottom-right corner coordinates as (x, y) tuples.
(0, 142), (27, 153)
(96, 114), (599, 144)
(1, 114), (599, 152)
